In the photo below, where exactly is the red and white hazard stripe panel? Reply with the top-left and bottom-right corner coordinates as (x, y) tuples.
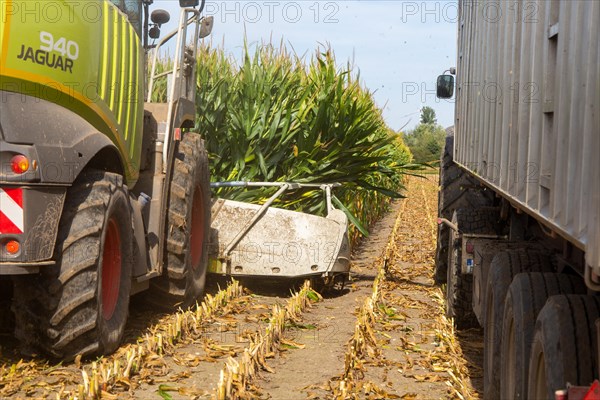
(0, 188), (24, 234)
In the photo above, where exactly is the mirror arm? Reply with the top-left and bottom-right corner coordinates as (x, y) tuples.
(143, 2), (150, 49)
(442, 67), (457, 76)
(156, 14), (197, 46)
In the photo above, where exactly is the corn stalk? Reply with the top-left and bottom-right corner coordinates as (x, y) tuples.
(215, 281), (320, 399)
(191, 42), (416, 245)
(335, 199), (406, 399)
(72, 281), (245, 399)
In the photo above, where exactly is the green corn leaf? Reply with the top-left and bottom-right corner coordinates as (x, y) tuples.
(356, 180), (405, 199)
(157, 385), (178, 400)
(331, 195), (369, 237)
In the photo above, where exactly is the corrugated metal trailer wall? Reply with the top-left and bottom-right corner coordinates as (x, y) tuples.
(454, 0), (599, 273)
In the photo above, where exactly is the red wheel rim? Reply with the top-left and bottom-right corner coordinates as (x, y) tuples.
(190, 186), (205, 270)
(102, 218), (121, 321)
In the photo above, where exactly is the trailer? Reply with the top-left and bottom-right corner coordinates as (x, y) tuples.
(435, 1), (599, 399)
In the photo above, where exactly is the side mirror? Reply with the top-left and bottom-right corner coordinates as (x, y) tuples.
(151, 9), (170, 25)
(199, 16), (214, 39)
(436, 74), (455, 99)
(179, 0), (199, 7)
(149, 26), (161, 39)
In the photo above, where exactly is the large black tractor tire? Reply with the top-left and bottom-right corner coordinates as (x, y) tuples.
(148, 132), (210, 310)
(0, 278), (13, 334)
(528, 295), (600, 400)
(435, 131), (494, 284)
(482, 250), (553, 399)
(446, 207), (499, 329)
(500, 273), (585, 400)
(13, 170), (133, 359)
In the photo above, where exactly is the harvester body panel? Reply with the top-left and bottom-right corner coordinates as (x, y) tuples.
(0, 0), (144, 184)
(210, 199), (350, 278)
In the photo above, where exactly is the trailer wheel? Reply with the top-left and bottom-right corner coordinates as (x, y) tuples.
(149, 132), (210, 309)
(14, 170), (133, 359)
(528, 295), (600, 399)
(482, 250), (552, 399)
(435, 131), (494, 284)
(435, 133), (459, 284)
(446, 213), (474, 328)
(500, 273), (585, 399)
(446, 207), (499, 329)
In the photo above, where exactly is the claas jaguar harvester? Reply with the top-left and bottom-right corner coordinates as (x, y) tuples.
(435, 1), (599, 399)
(0, 0), (215, 359)
(0, 0), (352, 360)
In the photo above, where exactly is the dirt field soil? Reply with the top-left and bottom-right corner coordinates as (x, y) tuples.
(0, 175), (483, 399)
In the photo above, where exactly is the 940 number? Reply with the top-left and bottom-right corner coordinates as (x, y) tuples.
(40, 31), (79, 60)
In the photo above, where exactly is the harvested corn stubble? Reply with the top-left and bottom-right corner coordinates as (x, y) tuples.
(216, 281), (320, 400)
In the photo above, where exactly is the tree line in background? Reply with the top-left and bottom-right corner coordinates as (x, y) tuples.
(401, 106), (447, 164)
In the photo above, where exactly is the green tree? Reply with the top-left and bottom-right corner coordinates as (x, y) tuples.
(401, 107), (446, 163)
(420, 106), (437, 125)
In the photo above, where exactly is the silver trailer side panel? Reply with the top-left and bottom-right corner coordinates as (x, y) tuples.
(454, 0), (599, 272)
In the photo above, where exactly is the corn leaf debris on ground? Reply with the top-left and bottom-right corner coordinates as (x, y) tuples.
(331, 176), (480, 399)
(1, 280), (245, 399)
(216, 281), (321, 399)
(0, 175), (483, 400)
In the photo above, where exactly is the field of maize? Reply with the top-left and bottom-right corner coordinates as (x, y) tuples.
(155, 44), (416, 242)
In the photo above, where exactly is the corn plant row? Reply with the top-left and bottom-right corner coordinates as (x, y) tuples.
(73, 280), (245, 400)
(151, 43), (417, 246)
(413, 177), (476, 399)
(215, 281), (319, 399)
(430, 293), (477, 400)
(335, 201), (407, 398)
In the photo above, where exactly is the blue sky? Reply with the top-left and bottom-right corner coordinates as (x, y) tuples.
(153, 1), (457, 131)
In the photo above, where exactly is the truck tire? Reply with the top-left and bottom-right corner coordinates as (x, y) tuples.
(528, 295), (600, 400)
(435, 132), (493, 284)
(14, 170), (133, 359)
(446, 207), (499, 329)
(500, 273), (585, 399)
(149, 132), (210, 310)
(482, 250), (552, 399)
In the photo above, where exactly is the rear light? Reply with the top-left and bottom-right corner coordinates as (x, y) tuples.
(11, 155), (29, 174)
(5, 240), (20, 255)
(466, 241), (475, 254)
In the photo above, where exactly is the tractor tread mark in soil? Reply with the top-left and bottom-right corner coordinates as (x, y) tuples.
(148, 132), (210, 310)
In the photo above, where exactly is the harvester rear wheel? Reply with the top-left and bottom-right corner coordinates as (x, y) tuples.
(14, 170), (133, 359)
(148, 132), (210, 310)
